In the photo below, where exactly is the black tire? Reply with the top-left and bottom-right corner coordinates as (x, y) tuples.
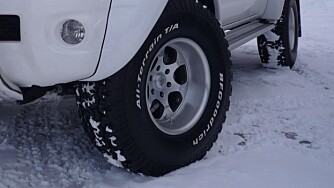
(76, 0), (232, 176)
(257, 0), (300, 68)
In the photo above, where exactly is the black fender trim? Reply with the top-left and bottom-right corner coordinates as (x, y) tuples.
(296, 0), (302, 37)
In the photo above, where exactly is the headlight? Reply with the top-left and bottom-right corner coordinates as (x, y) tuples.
(61, 20), (85, 45)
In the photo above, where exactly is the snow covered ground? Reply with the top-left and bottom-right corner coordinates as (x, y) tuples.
(1, 0), (334, 187)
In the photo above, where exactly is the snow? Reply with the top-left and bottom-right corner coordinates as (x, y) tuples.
(1, 0), (334, 187)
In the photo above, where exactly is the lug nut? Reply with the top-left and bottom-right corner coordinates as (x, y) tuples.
(167, 82), (172, 87)
(160, 92), (165, 98)
(151, 89), (155, 95)
(165, 69), (170, 75)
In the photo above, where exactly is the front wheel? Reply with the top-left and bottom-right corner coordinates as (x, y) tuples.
(76, 0), (232, 176)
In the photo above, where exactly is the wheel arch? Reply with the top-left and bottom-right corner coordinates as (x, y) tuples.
(261, 0), (301, 37)
(261, 0), (285, 21)
(198, 0), (215, 15)
(84, 0), (169, 81)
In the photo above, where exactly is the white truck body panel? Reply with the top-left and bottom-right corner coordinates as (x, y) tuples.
(0, 69), (22, 101)
(262, 0), (286, 21)
(90, 0), (283, 81)
(244, 0), (267, 18)
(214, 0), (245, 26)
(0, 0), (111, 87)
(84, 0), (169, 81)
(0, 0), (289, 100)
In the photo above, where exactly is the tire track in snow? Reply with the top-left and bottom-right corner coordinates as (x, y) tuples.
(293, 63), (334, 91)
(0, 49), (333, 188)
(1, 96), (112, 188)
(209, 62), (334, 167)
(211, 94), (334, 163)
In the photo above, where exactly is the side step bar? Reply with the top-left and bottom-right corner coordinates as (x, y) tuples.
(225, 21), (275, 50)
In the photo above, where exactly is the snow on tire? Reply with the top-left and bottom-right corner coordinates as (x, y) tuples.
(76, 0), (232, 176)
(257, 0), (300, 68)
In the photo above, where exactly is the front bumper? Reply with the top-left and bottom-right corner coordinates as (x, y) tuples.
(0, 0), (111, 88)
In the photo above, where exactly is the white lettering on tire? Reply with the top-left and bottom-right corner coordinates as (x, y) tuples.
(136, 23), (179, 109)
(193, 73), (224, 146)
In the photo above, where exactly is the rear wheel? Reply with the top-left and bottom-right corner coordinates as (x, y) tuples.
(257, 0), (300, 68)
(76, 0), (232, 176)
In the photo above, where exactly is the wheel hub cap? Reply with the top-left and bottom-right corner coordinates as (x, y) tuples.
(153, 74), (166, 89)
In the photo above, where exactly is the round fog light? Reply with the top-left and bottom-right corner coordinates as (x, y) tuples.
(61, 20), (85, 44)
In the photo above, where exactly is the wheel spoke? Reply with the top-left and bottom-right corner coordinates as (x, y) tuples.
(164, 79), (187, 96)
(145, 38), (211, 135)
(164, 55), (184, 75)
(160, 105), (175, 121)
(147, 91), (159, 108)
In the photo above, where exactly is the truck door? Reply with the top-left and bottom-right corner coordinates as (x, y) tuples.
(215, 0), (244, 27)
(243, 0), (267, 18)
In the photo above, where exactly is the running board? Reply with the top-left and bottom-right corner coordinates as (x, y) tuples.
(225, 21), (275, 50)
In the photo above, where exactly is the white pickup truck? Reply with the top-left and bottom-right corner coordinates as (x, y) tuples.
(0, 0), (301, 176)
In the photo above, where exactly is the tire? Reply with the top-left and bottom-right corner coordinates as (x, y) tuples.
(76, 0), (232, 176)
(257, 0), (300, 68)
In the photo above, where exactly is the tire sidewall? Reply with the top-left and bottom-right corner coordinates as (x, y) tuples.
(286, 0), (299, 64)
(123, 9), (229, 165)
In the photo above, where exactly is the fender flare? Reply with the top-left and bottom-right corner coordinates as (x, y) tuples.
(261, 0), (286, 21)
(296, 0), (302, 37)
(85, 0), (169, 81)
(262, 0), (302, 37)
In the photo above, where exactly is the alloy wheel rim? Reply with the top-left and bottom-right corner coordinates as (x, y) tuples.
(146, 38), (211, 135)
(289, 7), (297, 49)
